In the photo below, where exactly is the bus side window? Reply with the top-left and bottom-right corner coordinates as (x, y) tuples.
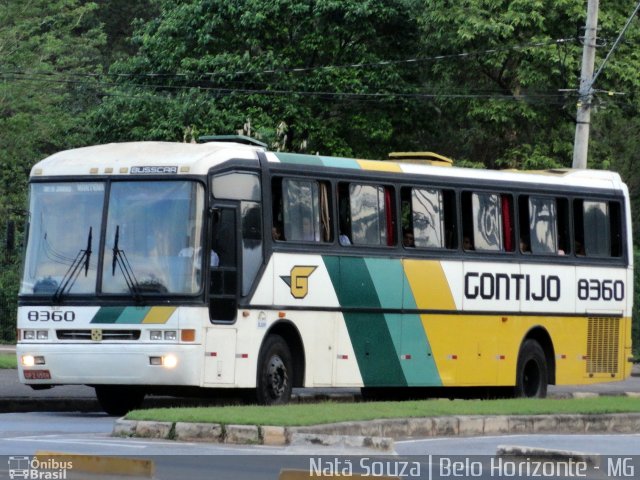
(528, 196), (558, 255)
(340, 183), (394, 247)
(469, 192), (503, 252)
(575, 199), (620, 257)
(401, 186), (456, 249)
(279, 178), (332, 243)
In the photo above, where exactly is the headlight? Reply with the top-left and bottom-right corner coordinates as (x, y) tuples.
(150, 331), (162, 341)
(36, 331), (48, 340)
(24, 331), (35, 340)
(164, 331), (177, 341)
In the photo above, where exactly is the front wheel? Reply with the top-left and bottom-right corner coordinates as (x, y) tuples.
(95, 386), (145, 416)
(514, 339), (548, 398)
(256, 335), (293, 405)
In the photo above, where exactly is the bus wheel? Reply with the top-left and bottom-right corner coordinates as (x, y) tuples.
(95, 386), (145, 416)
(256, 335), (293, 405)
(515, 340), (548, 398)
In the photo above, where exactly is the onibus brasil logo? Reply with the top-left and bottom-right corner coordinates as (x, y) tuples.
(280, 266), (317, 299)
(8, 456), (72, 479)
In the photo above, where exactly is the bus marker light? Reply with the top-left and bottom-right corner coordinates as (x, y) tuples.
(337, 354), (348, 360)
(278, 312), (286, 318)
(149, 356), (162, 366)
(206, 352), (217, 357)
(582, 355), (589, 360)
(236, 353), (249, 359)
(401, 354), (412, 360)
(496, 355), (506, 360)
(448, 355), (458, 360)
(163, 355), (178, 368)
(181, 329), (195, 342)
(242, 311), (250, 317)
(557, 354), (567, 359)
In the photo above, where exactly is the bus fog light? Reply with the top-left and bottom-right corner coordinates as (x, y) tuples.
(162, 355), (178, 369)
(22, 355), (35, 367)
(37, 331), (48, 340)
(24, 331), (35, 340)
(150, 331), (162, 341)
(34, 356), (46, 365)
(164, 331), (177, 341)
(149, 356), (162, 366)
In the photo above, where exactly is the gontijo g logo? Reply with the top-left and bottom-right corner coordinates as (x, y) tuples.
(280, 266), (317, 299)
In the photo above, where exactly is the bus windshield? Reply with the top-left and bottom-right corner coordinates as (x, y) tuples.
(21, 180), (205, 297)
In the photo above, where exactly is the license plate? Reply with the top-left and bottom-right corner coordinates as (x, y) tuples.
(24, 370), (51, 380)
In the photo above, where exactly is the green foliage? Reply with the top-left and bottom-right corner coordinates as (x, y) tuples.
(0, 0), (106, 339)
(126, 397), (640, 425)
(91, 0), (425, 158)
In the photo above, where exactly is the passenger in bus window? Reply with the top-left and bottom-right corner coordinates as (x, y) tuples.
(339, 233), (351, 245)
(463, 236), (474, 251)
(272, 224), (283, 241)
(520, 238), (530, 253)
(403, 230), (415, 247)
(575, 240), (585, 256)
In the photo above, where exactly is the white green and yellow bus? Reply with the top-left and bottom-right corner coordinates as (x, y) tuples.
(16, 137), (633, 414)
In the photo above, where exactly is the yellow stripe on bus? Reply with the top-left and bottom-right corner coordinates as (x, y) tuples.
(403, 259), (455, 311)
(142, 306), (177, 324)
(356, 159), (402, 172)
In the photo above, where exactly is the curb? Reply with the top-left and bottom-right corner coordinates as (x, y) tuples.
(496, 445), (599, 465)
(3, 390), (640, 414)
(113, 412), (640, 450)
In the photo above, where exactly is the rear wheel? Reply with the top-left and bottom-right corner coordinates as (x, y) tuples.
(515, 340), (548, 398)
(256, 335), (293, 405)
(95, 386), (145, 416)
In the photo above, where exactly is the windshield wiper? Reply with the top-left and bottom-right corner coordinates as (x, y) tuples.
(52, 227), (92, 303)
(111, 225), (142, 303)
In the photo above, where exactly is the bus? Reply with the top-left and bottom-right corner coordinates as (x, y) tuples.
(16, 137), (633, 414)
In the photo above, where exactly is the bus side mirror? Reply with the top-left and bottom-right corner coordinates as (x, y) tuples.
(5, 220), (15, 252)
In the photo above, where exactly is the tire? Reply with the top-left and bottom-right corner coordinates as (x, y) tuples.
(256, 335), (293, 405)
(95, 386), (145, 416)
(514, 339), (548, 398)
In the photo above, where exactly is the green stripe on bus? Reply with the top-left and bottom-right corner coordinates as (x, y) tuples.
(323, 256), (407, 387)
(116, 306), (151, 324)
(365, 258), (442, 386)
(90, 306), (126, 324)
(274, 152), (361, 170)
(274, 152), (324, 167)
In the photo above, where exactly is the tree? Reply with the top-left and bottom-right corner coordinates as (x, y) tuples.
(0, 0), (105, 339)
(416, 0), (640, 171)
(91, 0), (425, 158)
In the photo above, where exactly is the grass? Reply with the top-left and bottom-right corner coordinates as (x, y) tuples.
(126, 396), (640, 426)
(0, 353), (17, 369)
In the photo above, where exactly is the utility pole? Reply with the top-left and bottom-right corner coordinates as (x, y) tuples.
(572, 0), (599, 169)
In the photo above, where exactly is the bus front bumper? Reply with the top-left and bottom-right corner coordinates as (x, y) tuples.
(16, 343), (203, 386)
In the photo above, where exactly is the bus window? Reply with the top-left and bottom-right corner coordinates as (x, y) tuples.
(280, 178), (331, 243)
(518, 196), (569, 256)
(212, 172), (260, 201)
(401, 187), (456, 249)
(574, 199), (620, 257)
(470, 192), (503, 252)
(340, 183), (393, 247)
(241, 202), (262, 296)
(528, 197), (557, 254)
